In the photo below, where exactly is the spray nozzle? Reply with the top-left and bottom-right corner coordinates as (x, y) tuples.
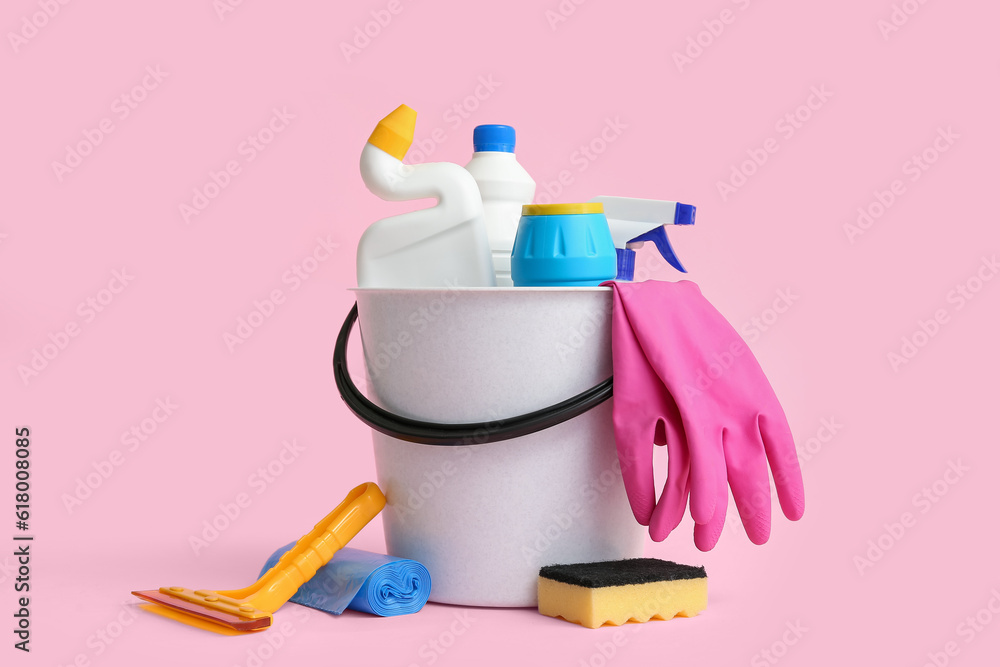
(590, 196), (695, 280)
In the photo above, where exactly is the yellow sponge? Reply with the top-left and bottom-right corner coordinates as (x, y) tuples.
(537, 559), (707, 629)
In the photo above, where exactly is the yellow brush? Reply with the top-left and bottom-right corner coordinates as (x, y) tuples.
(133, 482), (385, 632)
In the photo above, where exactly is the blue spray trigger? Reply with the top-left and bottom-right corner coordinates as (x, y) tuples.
(627, 225), (688, 273)
(591, 197), (696, 279)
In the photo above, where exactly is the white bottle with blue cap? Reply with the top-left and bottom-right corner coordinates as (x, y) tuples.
(465, 125), (536, 287)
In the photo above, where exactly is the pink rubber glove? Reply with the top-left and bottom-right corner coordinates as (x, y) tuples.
(609, 293), (691, 540)
(605, 280), (805, 551)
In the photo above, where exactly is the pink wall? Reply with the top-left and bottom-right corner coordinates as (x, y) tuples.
(3, 1), (998, 665)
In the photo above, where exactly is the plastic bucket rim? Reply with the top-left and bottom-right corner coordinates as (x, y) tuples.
(350, 285), (613, 294)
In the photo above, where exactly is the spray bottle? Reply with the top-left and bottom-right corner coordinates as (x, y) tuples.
(358, 105), (496, 289)
(589, 196), (696, 280)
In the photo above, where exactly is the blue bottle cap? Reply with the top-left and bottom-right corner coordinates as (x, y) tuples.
(473, 124), (516, 153)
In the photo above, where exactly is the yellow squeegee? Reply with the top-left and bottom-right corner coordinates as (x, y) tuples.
(133, 482), (385, 632)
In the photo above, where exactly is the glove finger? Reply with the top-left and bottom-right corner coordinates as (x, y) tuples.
(649, 418), (691, 541)
(607, 283), (661, 526)
(693, 468), (728, 551)
(613, 409), (658, 526)
(724, 422), (772, 545)
(758, 412), (805, 521)
(685, 419), (725, 525)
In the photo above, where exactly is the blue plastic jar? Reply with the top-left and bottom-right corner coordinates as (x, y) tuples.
(510, 203), (617, 287)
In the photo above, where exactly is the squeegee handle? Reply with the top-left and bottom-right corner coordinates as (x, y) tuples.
(251, 482), (386, 611)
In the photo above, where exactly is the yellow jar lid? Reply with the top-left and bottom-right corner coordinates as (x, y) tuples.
(521, 202), (604, 216)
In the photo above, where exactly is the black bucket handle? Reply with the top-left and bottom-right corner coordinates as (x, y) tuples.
(333, 302), (614, 446)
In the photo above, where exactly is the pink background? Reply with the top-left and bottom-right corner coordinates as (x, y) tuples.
(3, 1), (999, 665)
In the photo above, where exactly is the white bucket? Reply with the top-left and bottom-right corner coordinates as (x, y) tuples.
(350, 286), (645, 607)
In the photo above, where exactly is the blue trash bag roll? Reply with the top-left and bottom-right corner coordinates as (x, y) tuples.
(260, 544), (432, 617)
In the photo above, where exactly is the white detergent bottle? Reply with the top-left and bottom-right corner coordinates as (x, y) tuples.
(464, 125), (536, 286)
(358, 105), (496, 289)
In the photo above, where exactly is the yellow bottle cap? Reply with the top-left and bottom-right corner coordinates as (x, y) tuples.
(521, 203), (605, 216)
(367, 104), (417, 160)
